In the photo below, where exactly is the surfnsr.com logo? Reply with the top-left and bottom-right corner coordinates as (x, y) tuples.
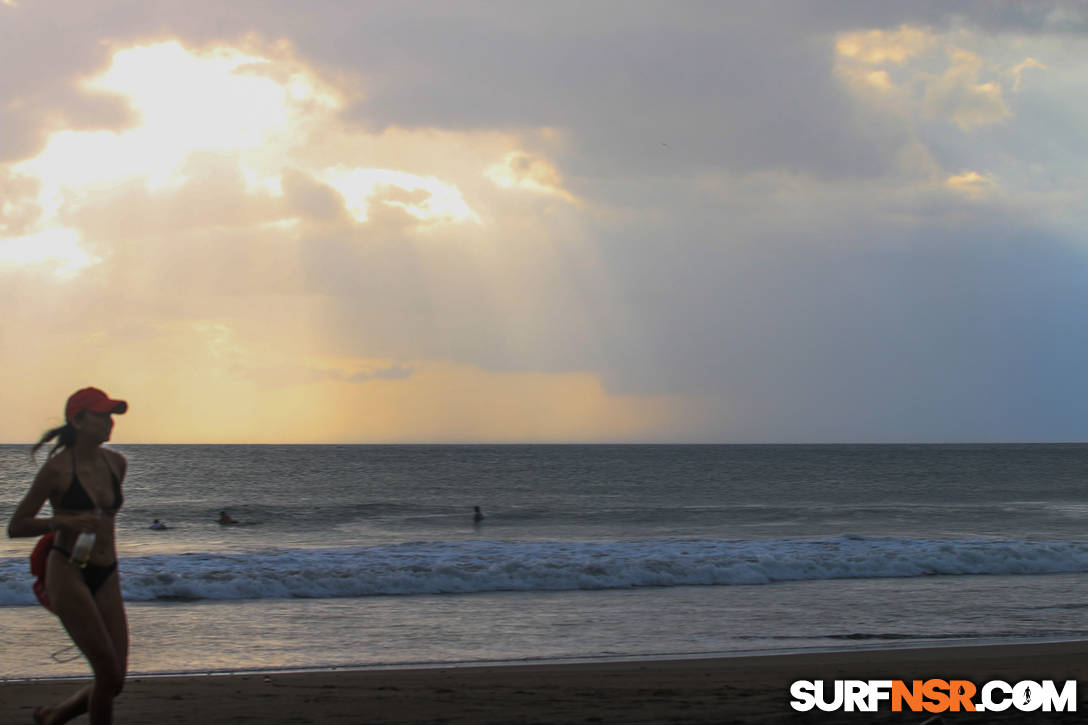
(790, 679), (1077, 713)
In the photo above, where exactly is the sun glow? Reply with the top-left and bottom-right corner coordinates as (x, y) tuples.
(322, 167), (479, 224)
(486, 151), (576, 203)
(93, 43), (291, 148)
(4, 40), (344, 275)
(0, 227), (95, 275)
(4, 39), (481, 278)
(17, 42), (333, 200)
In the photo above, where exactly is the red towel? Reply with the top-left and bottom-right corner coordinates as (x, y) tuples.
(30, 533), (56, 612)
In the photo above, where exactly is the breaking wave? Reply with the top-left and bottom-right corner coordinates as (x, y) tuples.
(2, 536), (1087, 606)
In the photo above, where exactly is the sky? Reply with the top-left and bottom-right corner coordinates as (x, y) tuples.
(2, 0), (1087, 443)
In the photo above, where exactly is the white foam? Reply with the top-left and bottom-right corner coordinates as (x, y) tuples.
(2, 536), (1087, 606)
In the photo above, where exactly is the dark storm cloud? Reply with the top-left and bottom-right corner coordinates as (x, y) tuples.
(585, 195), (1088, 441)
(231, 2), (910, 180)
(4, 0), (1079, 172)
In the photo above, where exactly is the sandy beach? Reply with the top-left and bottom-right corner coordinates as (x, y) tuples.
(3, 641), (1086, 724)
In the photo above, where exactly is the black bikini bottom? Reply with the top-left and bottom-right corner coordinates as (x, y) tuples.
(51, 547), (118, 595)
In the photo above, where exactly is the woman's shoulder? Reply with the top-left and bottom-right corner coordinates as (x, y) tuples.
(39, 452), (71, 475)
(35, 452), (71, 488)
(102, 447), (128, 471)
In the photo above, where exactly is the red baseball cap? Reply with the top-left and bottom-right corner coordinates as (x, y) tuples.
(65, 387), (128, 421)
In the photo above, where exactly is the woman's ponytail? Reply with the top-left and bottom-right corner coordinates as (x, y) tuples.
(31, 422), (77, 460)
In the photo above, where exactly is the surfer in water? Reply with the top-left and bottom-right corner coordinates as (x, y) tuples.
(149, 519), (167, 531)
(473, 506), (484, 524)
(218, 511), (238, 525)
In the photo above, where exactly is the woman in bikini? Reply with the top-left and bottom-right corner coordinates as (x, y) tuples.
(8, 387), (129, 725)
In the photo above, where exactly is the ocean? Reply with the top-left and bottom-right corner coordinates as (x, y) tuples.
(1, 444), (1087, 679)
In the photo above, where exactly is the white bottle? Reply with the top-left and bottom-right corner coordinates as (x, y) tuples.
(71, 531), (96, 566)
(70, 509), (100, 566)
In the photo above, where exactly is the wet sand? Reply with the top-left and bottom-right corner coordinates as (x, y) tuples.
(3, 641), (1086, 723)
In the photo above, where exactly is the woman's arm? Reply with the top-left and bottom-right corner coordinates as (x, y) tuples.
(7, 461), (96, 538)
(7, 463), (62, 538)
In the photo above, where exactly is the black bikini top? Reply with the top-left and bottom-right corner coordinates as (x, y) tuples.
(57, 451), (123, 512)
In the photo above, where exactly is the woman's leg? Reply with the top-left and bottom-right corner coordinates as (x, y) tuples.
(34, 685), (90, 725)
(40, 557), (124, 724)
(94, 571), (129, 693)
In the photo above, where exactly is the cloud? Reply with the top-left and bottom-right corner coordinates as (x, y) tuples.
(1, 2), (1088, 443)
(0, 169), (42, 237)
(585, 190), (1088, 441)
(0, 227), (94, 276)
(945, 170), (997, 198)
(0, 3), (140, 162)
(281, 169), (349, 221)
(486, 151), (577, 203)
(923, 48), (1011, 129)
(1010, 56), (1047, 91)
(344, 363), (414, 382)
(321, 167), (479, 225)
(836, 26), (1013, 131)
(835, 25), (933, 66)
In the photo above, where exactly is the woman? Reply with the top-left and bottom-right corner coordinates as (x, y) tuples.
(8, 387), (129, 725)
